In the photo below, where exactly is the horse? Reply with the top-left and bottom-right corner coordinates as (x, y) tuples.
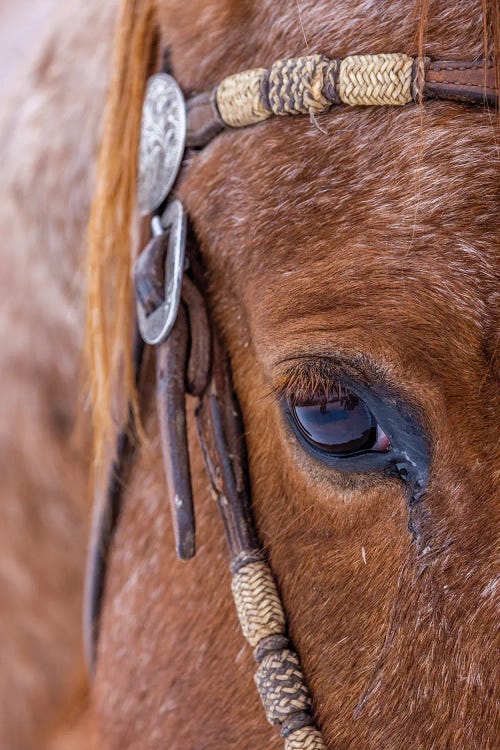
(1, 0), (498, 748)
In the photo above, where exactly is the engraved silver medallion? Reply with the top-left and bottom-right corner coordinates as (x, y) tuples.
(137, 73), (186, 215)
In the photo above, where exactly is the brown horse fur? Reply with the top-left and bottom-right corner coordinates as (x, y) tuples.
(1, 0), (498, 748)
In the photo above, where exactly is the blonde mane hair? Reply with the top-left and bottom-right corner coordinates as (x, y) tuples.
(86, 0), (498, 464)
(86, 0), (158, 463)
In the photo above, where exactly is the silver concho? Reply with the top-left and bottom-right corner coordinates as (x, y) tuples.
(137, 73), (186, 215)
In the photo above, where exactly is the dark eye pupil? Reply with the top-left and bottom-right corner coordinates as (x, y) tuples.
(291, 394), (377, 455)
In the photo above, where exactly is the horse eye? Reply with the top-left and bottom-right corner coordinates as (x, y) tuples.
(290, 391), (391, 457)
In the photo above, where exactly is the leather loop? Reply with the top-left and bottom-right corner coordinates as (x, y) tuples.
(186, 90), (224, 148)
(182, 276), (211, 397)
(195, 341), (258, 558)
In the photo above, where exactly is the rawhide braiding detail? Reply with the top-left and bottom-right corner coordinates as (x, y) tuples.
(216, 52), (409, 125)
(216, 68), (270, 128)
(215, 53), (415, 128)
(231, 557), (286, 646)
(230, 553), (326, 747)
(186, 54), (497, 147)
(338, 53), (414, 105)
(284, 726), (327, 750)
(230, 567), (325, 745)
(265, 55), (335, 116)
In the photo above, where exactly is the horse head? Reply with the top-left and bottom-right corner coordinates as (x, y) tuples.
(85, 1), (499, 747)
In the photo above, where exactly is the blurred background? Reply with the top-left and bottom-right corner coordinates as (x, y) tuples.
(0, 1), (56, 92)
(0, 2), (116, 747)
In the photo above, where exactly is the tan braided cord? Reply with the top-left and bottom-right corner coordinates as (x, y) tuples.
(267, 55), (332, 116)
(231, 557), (326, 749)
(285, 726), (326, 750)
(214, 52), (415, 128)
(231, 560), (286, 647)
(338, 53), (413, 105)
(216, 68), (271, 128)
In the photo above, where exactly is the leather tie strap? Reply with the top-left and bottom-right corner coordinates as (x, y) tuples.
(424, 59), (497, 104)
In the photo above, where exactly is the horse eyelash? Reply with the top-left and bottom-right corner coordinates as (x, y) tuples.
(272, 368), (353, 407)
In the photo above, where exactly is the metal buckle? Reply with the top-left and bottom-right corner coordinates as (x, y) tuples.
(136, 199), (186, 346)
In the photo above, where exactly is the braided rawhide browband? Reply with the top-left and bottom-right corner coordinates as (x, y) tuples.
(186, 53), (497, 147)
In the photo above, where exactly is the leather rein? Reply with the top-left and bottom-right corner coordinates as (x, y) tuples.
(84, 51), (497, 749)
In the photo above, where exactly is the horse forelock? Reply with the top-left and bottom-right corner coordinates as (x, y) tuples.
(86, 0), (159, 466)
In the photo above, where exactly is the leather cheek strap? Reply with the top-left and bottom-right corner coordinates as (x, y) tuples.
(186, 91), (224, 148)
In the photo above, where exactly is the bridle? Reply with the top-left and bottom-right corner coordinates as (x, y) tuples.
(84, 50), (497, 749)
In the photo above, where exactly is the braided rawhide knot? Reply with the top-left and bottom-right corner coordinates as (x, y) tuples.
(339, 53), (413, 105)
(264, 55), (334, 116)
(231, 555), (326, 749)
(285, 726), (327, 750)
(231, 558), (285, 647)
(254, 648), (312, 724)
(216, 68), (271, 128)
(215, 68), (271, 128)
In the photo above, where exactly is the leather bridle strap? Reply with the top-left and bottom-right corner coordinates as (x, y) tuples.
(84, 229), (327, 749)
(186, 55), (497, 149)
